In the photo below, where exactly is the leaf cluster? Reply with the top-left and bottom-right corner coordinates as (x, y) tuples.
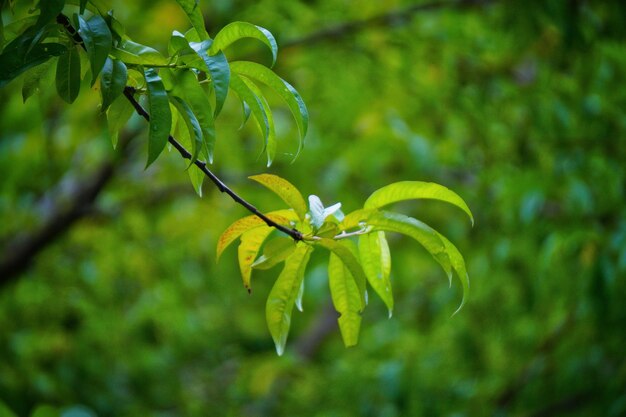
(0, 0), (308, 182)
(218, 175), (472, 354)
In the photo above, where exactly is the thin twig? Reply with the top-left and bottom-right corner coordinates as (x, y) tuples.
(121, 87), (303, 241)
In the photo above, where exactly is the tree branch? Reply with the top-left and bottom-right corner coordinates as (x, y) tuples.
(121, 87), (304, 242)
(56, 13), (304, 242)
(0, 129), (137, 287)
(283, 0), (496, 48)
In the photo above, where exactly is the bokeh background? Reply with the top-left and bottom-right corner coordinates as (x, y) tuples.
(1, 1), (626, 416)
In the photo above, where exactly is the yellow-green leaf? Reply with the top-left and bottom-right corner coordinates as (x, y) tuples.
(367, 211), (452, 281)
(437, 232), (470, 315)
(266, 244), (313, 355)
(315, 238), (367, 309)
(251, 237), (296, 270)
(238, 225), (274, 292)
(359, 231), (393, 317)
(364, 181), (474, 225)
(249, 174), (308, 220)
(328, 244), (362, 347)
(217, 209), (297, 261)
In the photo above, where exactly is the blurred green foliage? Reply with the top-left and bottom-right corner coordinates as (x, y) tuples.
(1, 0), (625, 416)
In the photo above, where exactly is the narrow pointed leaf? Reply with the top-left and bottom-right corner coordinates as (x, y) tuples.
(174, 71), (216, 162)
(437, 232), (470, 315)
(328, 242), (363, 347)
(230, 61), (308, 148)
(112, 39), (168, 66)
(240, 76), (276, 166)
(359, 231), (393, 316)
(295, 280), (305, 312)
(251, 237), (296, 270)
(170, 95), (203, 163)
(55, 45), (81, 103)
(209, 22), (278, 66)
(174, 0), (209, 40)
(249, 174), (308, 220)
(0, 38), (66, 88)
(315, 238), (367, 309)
(217, 209), (298, 261)
(367, 211), (452, 280)
(266, 244), (313, 355)
(76, 14), (112, 85)
(229, 72), (269, 143)
(22, 61), (51, 102)
(189, 40), (229, 116)
(143, 68), (172, 167)
(238, 225), (274, 292)
(99, 57), (127, 112)
(170, 103), (203, 196)
(364, 181), (474, 225)
(106, 94), (134, 149)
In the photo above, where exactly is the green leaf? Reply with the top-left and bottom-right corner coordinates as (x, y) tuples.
(170, 95), (203, 164)
(79, 0), (88, 14)
(35, 0), (64, 28)
(99, 57), (127, 112)
(252, 237), (296, 270)
(364, 181), (474, 225)
(112, 39), (168, 66)
(174, 0), (209, 40)
(0, 41), (66, 88)
(229, 73), (269, 145)
(266, 244), (313, 355)
(328, 245), (362, 347)
(249, 174), (308, 220)
(315, 238), (367, 309)
(170, 102), (203, 196)
(217, 209), (298, 261)
(230, 61), (308, 153)
(209, 22), (278, 67)
(340, 208), (375, 231)
(143, 67), (172, 167)
(106, 94), (134, 149)
(240, 76), (276, 166)
(173, 70), (216, 163)
(437, 232), (470, 315)
(367, 211), (452, 281)
(55, 45), (81, 103)
(77, 14), (112, 85)
(22, 60), (51, 102)
(189, 40), (230, 117)
(238, 226), (274, 292)
(359, 231), (393, 317)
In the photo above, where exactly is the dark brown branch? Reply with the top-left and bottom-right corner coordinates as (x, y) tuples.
(0, 130), (137, 287)
(121, 87), (304, 242)
(283, 0), (495, 48)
